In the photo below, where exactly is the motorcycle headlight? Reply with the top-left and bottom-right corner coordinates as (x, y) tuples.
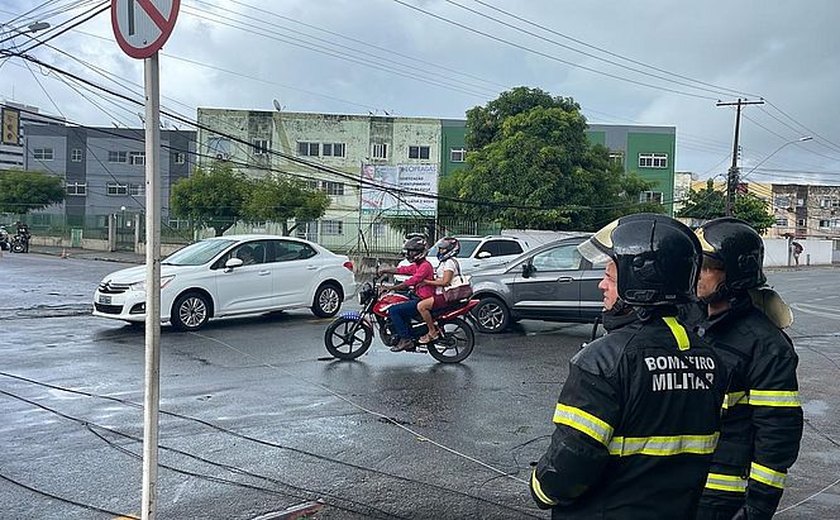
(130, 275), (175, 291)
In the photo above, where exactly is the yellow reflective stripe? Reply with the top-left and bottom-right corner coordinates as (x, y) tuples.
(608, 432), (719, 457)
(722, 391), (747, 410)
(662, 317), (690, 351)
(748, 390), (801, 408)
(750, 462), (786, 489)
(553, 403), (614, 446)
(530, 468), (558, 506)
(705, 472), (747, 493)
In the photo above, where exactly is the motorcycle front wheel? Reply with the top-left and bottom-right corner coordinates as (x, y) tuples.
(11, 242), (25, 253)
(427, 317), (474, 364)
(324, 316), (373, 360)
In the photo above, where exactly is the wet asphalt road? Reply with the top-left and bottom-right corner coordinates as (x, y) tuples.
(0, 253), (838, 519)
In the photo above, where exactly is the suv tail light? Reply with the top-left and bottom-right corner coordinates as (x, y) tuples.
(343, 261), (354, 272)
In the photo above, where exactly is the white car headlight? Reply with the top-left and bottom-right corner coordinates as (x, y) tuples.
(130, 275), (175, 291)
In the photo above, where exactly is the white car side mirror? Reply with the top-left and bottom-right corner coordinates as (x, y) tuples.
(225, 257), (244, 272)
(477, 251), (492, 259)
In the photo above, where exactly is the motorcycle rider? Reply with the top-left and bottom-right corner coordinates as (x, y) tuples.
(692, 218), (803, 520)
(416, 236), (461, 344)
(530, 213), (729, 518)
(15, 221), (31, 253)
(377, 235), (435, 352)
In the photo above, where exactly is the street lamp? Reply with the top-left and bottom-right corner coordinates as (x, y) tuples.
(741, 136), (813, 181)
(0, 21), (51, 45)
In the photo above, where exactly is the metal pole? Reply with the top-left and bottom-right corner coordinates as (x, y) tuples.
(141, 51), (161, 520)
(726, 99), (742, 216)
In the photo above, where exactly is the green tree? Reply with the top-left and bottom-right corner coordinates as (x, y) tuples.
(444, 92), (660, 231)
(677, 179), (776, 233)
(465, 86), (579, 150)
(170, 162), (250, 236)
(0, 169), (64, 214)
(243, 175), (330, 235)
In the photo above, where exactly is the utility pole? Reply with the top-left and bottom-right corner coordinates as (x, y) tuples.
(717, 98), (764, 216)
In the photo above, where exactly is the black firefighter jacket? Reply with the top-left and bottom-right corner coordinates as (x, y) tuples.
(530, 310), (729, 519)
(694, 295), (803, 519)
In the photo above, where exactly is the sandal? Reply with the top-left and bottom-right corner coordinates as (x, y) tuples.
(419, 331), (439, 344)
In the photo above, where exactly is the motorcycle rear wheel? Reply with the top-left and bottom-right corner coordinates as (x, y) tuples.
(427, 317), (474, 364)
(324, 316), (373, 360)
(11, 242), (24, 253)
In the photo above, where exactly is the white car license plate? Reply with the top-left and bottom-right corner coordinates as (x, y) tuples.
(99, 295), (112, 305)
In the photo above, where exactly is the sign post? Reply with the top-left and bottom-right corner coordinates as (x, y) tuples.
(111, 2), (179, 519)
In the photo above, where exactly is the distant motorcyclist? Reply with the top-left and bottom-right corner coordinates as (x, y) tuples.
(15, 221), (31, 253)
(530, 213), (729, 519)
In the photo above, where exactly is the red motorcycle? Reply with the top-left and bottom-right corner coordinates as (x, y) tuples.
(324, 274), (478, 363)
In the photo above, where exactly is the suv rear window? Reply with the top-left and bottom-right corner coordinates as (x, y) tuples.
(478, 240), (523, 257)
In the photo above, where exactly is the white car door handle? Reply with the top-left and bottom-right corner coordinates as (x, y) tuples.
(306, 265), (318, 270)
(258, 270), (271, 276)
(557, 276), (574, 283)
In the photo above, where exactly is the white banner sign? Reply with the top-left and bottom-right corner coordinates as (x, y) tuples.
(361, 164), (438, 216)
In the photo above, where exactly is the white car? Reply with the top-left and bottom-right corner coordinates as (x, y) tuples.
(93, 234), (356, 331)
(396, 235), (529, 280)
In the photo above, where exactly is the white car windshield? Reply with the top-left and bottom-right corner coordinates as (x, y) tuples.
(163, 239), (238, 266)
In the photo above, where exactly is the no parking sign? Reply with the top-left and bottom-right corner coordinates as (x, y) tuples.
(111, 0), (179, 59)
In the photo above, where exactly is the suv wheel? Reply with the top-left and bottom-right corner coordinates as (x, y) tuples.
(473, 297), (510, 334)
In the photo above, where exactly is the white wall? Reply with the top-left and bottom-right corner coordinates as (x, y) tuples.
(763, 238), (835, 266)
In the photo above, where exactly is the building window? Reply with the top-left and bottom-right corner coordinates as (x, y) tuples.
(108, 151), (128, 163)
(774, 196), (791, 209)
(818, 219), (840, 229)
(306, 180), (319, 191)
(322, 181), (344, 196)
(796, 198), (805, 207)
(371, 222), (386, 238)
(322, 143), (346, 157)
(371, 143), (388, 160)
(33, 148), (53, 160)
(609, 152), (624, 165)
(775, 218), (788, 227)
(106, 182), (129, 196)
(129, 151), (145, 165)
(321, 220), (343, 236)
(71, 148), (83, 162)
(66, 182), (87, 196)
(638, 152), (668, 169)
(409, 145), (430, 160)
(450, 148), (466, 163)
(253, 139), (270, 155)
(129, 184), (145, 196)
(297, 141), (320, 157)
(639, 191), (664, 204)
(174, 152), (185, 164)
(797, 219), (806, 227)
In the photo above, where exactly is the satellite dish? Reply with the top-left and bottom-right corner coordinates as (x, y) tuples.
(272, 99), (284, 112)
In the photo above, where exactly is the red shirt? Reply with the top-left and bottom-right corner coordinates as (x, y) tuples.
(396, 261), (435, 299)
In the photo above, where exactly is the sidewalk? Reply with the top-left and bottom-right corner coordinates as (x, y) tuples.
(28, 245), (144, 264)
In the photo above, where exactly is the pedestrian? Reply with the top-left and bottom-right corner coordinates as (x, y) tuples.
(693, 218), (803, 520)
(790, 241), (803, 267)
(377, 235), (435, 352)
(530, 214), (729, 519)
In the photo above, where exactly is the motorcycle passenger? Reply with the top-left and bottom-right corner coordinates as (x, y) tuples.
(530, 213), (729, 519)
(15, 221), (31, 253)
(377, 236), (435, 352)
(416, 237), (461, 344)
(692, 218), (803, 520)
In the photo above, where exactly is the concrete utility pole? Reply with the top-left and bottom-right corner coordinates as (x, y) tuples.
(717, 98), (764, 216)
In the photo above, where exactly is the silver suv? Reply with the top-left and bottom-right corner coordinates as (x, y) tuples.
(468, 236), (605, 333)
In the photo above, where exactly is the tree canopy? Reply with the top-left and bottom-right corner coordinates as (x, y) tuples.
(443, 88), (661, 231)
(170, 162), (251, 236)
(0, 169), (64, 214)
(677, 179), (776, 233)
(243, 175), (330, 235)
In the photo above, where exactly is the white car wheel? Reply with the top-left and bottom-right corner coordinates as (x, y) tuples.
(172, 293), (210, 331)
(312, 284), (342, 318)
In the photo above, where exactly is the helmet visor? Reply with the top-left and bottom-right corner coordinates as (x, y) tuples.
(577, 219), (619, 264)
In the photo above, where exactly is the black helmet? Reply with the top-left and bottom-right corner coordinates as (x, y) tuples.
(403, 235), (428, 263)
(435, 237), (460, 262)
(695, 217), (766, 300)
(577, 213), (702, 306)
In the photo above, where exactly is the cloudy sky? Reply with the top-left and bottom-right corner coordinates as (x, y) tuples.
(1, 0), (839, 184)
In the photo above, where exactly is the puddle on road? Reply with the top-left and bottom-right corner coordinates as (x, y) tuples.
(0, 303), (92, 320)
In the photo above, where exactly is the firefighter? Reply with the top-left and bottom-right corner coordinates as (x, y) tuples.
(530, 213), (729, 518)
(693, 218), (803, 520)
